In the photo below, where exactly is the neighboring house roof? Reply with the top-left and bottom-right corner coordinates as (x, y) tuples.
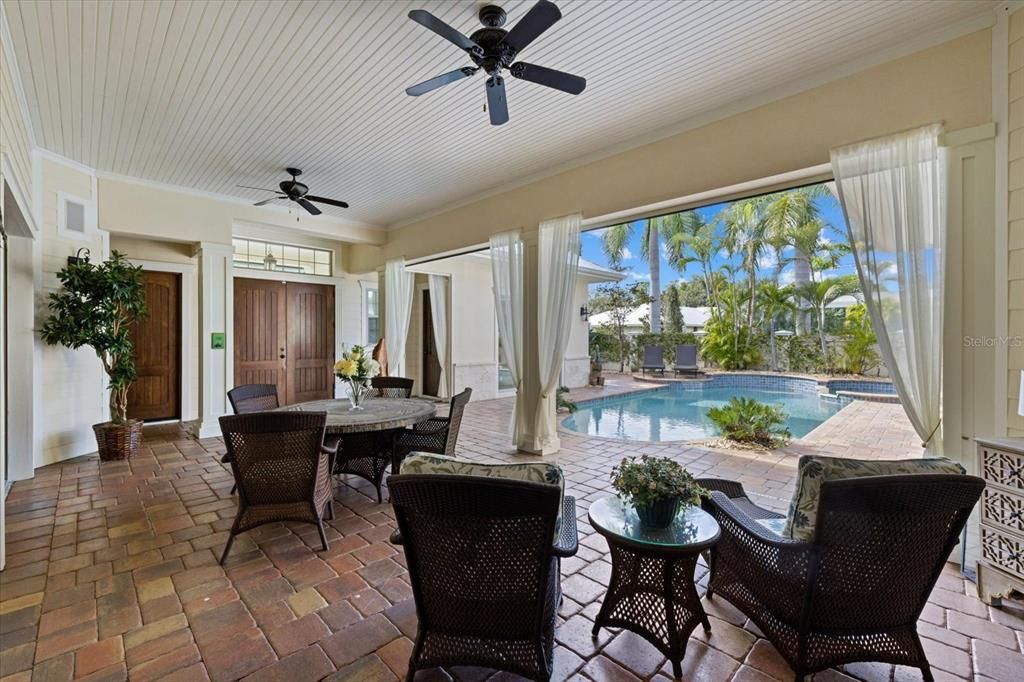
(825, 293), (863, 309)
(590, 304), (711, 329)
(577, 257), (627, 283)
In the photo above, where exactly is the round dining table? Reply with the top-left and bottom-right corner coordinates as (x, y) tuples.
(277, 397), (437, 502)
(278, 397), (437, 434)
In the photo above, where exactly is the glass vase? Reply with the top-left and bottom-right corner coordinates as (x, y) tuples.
(347, 380), (370, 410)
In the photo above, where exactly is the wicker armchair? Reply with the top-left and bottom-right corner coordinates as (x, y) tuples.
(223, 384), (281, 495)
(392, 387), (472, 472)
(218, 412), (336, 564)
(698, 474), (984, 681)
(370, 376), (414, 398)
(389, 474), (578, 682)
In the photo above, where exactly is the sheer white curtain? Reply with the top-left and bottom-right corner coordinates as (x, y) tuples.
(830, 124), (946, 453)
(427, 274), (450, 398)
(490, 231), (526, 444)
(384, 258), (413, 378)
(535, 214), (581, 450)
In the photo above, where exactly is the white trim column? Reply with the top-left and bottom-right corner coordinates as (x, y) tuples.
(194, 242), (233, 439)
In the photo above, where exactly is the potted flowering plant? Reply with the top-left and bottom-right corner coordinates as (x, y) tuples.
(333, 345), (380, 410)
(611, 455), (708, 529)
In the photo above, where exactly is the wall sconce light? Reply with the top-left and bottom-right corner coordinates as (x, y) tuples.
(580, 306), (590, 321)
(263, 253), (278, 271)
(67, 247), (91, 266)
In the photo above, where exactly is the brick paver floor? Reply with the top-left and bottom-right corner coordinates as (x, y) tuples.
(2, 378), (1022, 681)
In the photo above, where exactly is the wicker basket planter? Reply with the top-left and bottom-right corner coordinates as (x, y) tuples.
(92, 420), (143, 461)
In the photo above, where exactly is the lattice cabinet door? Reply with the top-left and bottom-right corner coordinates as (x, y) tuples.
(977, 438), (1024, 604)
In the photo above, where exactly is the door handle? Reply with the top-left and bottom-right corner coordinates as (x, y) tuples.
(280, 347), (286, 360)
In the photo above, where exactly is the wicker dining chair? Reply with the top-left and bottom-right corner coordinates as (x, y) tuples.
(698, 473), (984, 681)
(218, 411), (336, 564)
(370, 376), (414, 398)
(389, 474), (578, 682)
(223, 384), (282, 494)
(392, 387), (472, 472)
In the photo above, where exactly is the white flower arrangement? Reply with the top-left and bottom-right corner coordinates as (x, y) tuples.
(333, 345), (381, 383)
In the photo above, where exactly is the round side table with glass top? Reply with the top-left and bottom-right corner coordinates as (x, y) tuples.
(588, 495), (721, 679)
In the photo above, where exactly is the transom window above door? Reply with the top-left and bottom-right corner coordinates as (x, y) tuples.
(233, 237), (333, 277)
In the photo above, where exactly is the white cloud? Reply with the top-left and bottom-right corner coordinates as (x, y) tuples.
(585, 227), (609, 238)
(621, 247), (633, 260)
(780, 269), (796, 284)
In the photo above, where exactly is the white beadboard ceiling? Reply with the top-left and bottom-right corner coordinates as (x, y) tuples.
(2, 0), (993, 229)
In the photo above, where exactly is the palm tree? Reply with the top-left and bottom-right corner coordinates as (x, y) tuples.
(793, 275), (860, 366)
(665, 212), (723, 322)
(757, 282), (795, 371)
(602, 215), (687, 333)
(762, 185), (829, 331)
(721, 199), (770, 330)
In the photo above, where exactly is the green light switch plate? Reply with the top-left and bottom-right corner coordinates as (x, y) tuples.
(211, 332), (225, 349)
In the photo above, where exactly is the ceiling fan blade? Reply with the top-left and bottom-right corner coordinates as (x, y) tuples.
(237, 184), (278, 192)
(408, 10), (482, 55)
(306, 195), (349, 209)
(295, 197), (322, 216)
(501, 0), (561, 53)
(406, 67), (478, 96)
(486, 75), (509, 126)
(253, 195), (285, 206)
(510, 62), (585, 94)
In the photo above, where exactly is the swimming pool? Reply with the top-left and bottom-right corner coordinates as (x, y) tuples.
(561, 381), (843, 442)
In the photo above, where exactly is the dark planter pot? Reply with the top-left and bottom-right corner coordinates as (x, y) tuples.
(635, 496), (682, 529)
(93, 420), (143, 461)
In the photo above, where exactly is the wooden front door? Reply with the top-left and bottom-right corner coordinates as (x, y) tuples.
(422, 291), (441, 396)
(128, 271), (180, 421)
(234, 278), (335, 406)
(234, 278), (288, 401)
(285, 282), (335, 404)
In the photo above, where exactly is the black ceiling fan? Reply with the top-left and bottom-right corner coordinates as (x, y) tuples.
(405, 0), (586, 125)
(238, 168), (348, 216)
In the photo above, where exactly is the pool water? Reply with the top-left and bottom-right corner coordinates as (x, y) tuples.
(561, 387), (842, 442)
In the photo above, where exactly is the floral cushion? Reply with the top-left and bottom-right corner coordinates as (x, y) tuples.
(399, 453), (565, 532)
(784, 455), (966, 542)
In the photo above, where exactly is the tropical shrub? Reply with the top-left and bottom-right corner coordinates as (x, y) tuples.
(707, 397), (791, 447)
(610, 455), (708, 508)
(782, 334), (825, 374)
(838, 303), (880, 374)
(556, 386), (577, 413)
(700, 318), (762, 370)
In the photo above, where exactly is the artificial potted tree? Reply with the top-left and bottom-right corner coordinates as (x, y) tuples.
(41, 251), (147, 460)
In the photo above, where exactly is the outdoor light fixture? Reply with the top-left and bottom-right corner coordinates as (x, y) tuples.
(263, 252), (278, 271)
(580, 306), (590, 321)
(67, 247), (91, 266)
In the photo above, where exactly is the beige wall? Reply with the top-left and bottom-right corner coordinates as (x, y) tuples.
(351, 29), (992, 271)
(98, 176), (385, 248)
(35, 157), (108, 466)
(1009, 10), (1024, 436)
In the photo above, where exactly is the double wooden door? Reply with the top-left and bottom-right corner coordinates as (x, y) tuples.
(128, 271), (181, 421)
(234, 278), (335, 406)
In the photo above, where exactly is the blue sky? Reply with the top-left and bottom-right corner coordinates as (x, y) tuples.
(581, 191), (857, 293)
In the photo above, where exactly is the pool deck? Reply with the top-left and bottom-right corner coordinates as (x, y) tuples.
(8, 375), (1017, 682)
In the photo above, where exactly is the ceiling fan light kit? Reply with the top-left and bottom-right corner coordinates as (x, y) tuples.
(405, 0), (586, 125)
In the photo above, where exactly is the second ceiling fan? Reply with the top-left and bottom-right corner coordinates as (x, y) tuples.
(405, 0), (586, 125)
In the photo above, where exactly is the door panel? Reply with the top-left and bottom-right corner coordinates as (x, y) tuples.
(234, 278), (287, 401)
(286, 282), (335, 404)
(128, 271), (180, 421)
(422, 292), (440, 396)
